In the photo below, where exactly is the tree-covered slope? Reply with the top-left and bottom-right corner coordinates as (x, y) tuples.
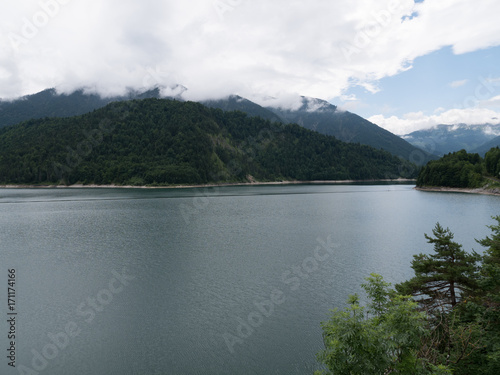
(0, 98), (416, 186)
(415, 148), (500, 189)
(267, 97), (436, 165)
(0, 88), (434, 165)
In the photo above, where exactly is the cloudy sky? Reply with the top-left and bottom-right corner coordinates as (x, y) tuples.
(1, 0), (500, 134)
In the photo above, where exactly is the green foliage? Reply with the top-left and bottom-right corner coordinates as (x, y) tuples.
(405, 220), (500, 374)
(0, 89), (432, 165)
(477, 215), (500, 284)
(484, 147), (500, 177)
(396, 223), (481, 311)
(317, 274), (435, 374)
(269, 98), (435, 165)
(318, 220), (500, 374)
(416, 149), (485, 188)
(464, 216), (500, 375)
(0, 98), (417, 186)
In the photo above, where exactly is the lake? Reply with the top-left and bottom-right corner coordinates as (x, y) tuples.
(1, 184), (499, 374)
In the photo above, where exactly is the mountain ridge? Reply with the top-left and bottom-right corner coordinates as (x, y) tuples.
(403, 123), (500, 156)
(0, 98), (417, 186)
(266, 97), (434, 164)
(0, 88), (434, 164)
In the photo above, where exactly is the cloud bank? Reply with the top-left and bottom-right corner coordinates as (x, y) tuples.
(370, 75), (500, 134)
(369, 108), (500, 136)
(1, 0), (500, 117)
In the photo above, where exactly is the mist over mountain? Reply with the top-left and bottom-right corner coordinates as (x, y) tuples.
(472, 135), (500, 156)
(265, 97), (435, 164)
(0, 88), (434, 165)
(0, 88), (165, 129)
(0, 98), (417, 185)
(403, 124), (500, 156)
(202, 95), (283, 123)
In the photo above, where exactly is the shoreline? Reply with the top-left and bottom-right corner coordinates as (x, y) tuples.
(415, 186), (500, 196)
(0, 178), (416, 190)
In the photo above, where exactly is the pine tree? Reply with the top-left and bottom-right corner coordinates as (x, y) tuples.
(472, 216), (500, 374)
(396, 223), (481, 312)
(477, 215), (500, 276)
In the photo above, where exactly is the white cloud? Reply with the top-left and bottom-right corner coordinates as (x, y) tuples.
(449, 79), (468, 88)
(250, 93), (304, 111)
(340, 94), (357, 102)
(369, 108), (500, 135)
(479, 95), (500, 108)
(483, 125), (500, 136)
(1, 0), (500, 106)
(336, 99), (367, 114)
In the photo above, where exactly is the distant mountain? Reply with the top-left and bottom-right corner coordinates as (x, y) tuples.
(0, 89), (283, 129)
(402, 124), (500, 156)
(202, 95), (283, 123)
(265, 97), (435, 164)
(0, 89), (109, 128)
(0, 88), (433, 164)
(0, 88), (163, 129)
(471, 135), (500, 156)
(0, 98), (416, 185)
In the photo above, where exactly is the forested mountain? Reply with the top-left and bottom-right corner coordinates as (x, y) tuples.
(0, 88), (165, 129)
(0, 88), (433, 164)
(472, 134), (500, 156)
(0, 98), (416, 186)
(0, 89), (111, 128)
(416, 147), (500, 189)
(403, 124), (500, 156)
(266, 97), (435, 164)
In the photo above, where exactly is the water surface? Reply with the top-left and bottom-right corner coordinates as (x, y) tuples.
(0, 184), (498, 374)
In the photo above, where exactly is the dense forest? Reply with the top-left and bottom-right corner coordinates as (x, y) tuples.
(0, 98), (417, 186)
(270, 97), (435, 165)
(416, 148), (500, 188)
(316, 218), (500, 374)
(0, 88), (432, 164)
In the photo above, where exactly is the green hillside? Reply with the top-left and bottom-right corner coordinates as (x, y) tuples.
(267, 97), (436, 165)
(0, 89), (434, 164)
(0, 98), (416, 186)
(416, 148), (500, 189)
(416, 150), (484, 188)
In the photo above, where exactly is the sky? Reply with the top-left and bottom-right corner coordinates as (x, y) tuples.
(1, 0), (500, 135)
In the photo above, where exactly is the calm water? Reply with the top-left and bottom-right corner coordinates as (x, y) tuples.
(0, 184), (499, 375)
